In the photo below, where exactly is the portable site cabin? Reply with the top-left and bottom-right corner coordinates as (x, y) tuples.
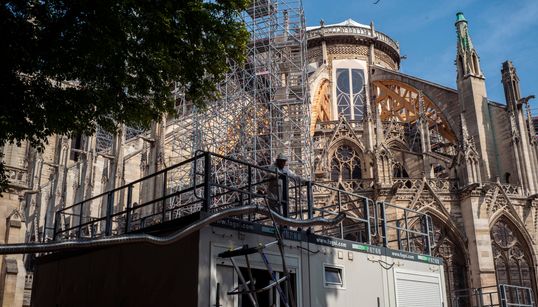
(31, 212), (447, 307)
(199, 219), (447, 307)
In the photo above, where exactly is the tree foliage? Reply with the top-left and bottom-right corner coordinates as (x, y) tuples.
(0, 0), (250, 192)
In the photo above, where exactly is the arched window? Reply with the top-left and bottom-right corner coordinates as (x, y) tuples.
(491, 218), (536, 294)
(335, 68), (365, 120)
(472, 53), (480, 75)
(330, 144), (362, 181)
(393, 161), (409, 178)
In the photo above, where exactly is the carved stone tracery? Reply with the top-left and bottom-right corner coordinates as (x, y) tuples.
(330, 144), (362, 181)
(491, 218), (536, 295)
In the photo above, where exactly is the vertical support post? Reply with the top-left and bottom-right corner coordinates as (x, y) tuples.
(245, 165), (252, 221)
(247, 165), (252, 207)
(42, 212), (48, 243)
(162, 170), (168, 223)
(337, 190), (343, 239)
(478, 287), (485, 307)
(364, 199), (371, 244)
(125, 185), (133, 234)
(380, 202), (388, 248)
(193, 154), (198, 197)
(77, 202), (84, 239)
(282, 174), (289, 218)
(105, 192), (114, 236)
(203, 152), (212, 212)
(370, 199), (378, 237)
(396, 219), (402, 251)
(337, 190), (342, 213)
(424, 215), (432, 255)
(306, 181), (313, 220)
(294, 181), (299, 219)
(403, 210), (409, 252)
(52, 211), (60, 241)
(499, 284), (506, 307)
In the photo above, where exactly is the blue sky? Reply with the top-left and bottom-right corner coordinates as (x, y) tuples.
(304, 0), (538, 115)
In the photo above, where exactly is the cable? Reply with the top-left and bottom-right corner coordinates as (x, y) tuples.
(376, 259), (395, 270)
(368, 256), (395, 270)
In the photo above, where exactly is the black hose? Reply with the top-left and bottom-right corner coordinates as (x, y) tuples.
(0, 205), (345, 255)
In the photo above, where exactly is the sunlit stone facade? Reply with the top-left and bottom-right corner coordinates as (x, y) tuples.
(1, 13), (538, 306)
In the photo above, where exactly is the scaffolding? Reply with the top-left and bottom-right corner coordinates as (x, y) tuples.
(167, 0), (312, 194)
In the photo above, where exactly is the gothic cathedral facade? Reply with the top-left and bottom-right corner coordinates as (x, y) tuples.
(1, 12), (538, 307)
(307, 13), (538, 304)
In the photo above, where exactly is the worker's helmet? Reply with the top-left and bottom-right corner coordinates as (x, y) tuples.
(276, 153), (288, 161)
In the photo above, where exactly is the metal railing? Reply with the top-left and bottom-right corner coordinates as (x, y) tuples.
(306, 24), (400, 52)
(310, 183), (376, 244)
(378, 201), (434, 255)
(52, 151), (435, 255)
(453, 285), (535, 307)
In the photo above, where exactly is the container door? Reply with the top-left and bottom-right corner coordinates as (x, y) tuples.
(395, 269), (444, 307)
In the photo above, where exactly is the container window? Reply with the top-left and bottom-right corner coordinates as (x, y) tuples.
(324, 265), (343, 287)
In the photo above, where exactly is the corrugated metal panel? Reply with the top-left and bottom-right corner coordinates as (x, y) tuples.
(395, 270), (443, 307)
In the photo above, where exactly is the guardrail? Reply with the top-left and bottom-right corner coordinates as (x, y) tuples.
(52, 151), (435, 255)
(453, 284), (535, 307)
(306, 25), (400, 52)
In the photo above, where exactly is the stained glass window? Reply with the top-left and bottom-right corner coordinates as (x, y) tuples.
(335, 68), (365, 120)
(491, 218), (536, 294)
(330, 145), (362, 181)
(352, 69), (365, 120)
(336, 69), (351, 119)
(393, 162), (409, 178)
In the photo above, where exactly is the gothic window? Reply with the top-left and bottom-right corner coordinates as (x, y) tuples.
(393, 161), (409, 178)
(330, 144), (362, 181)
(491, 218), (536, 294)
(351, 69), (365, 119)
(472, 53), (480, 75)
(336, 69), (351, 118)
(335, 68), (365, 120)
(70, 134), (83, 161)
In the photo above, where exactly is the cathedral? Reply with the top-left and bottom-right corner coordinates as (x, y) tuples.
(1, 11), (538, 307)
(307, 11), (538, 303)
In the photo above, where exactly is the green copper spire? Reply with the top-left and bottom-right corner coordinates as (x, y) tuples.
(455, 12), (467, 24)
(455, 12), (471, 50)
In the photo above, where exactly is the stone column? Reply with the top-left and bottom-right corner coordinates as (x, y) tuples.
(460, 190), (497, 291)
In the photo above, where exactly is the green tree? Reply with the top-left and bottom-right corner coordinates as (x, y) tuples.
(0, 0), (250, 192)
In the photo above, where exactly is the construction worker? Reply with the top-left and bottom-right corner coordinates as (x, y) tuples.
(265, 153), (304, 216)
